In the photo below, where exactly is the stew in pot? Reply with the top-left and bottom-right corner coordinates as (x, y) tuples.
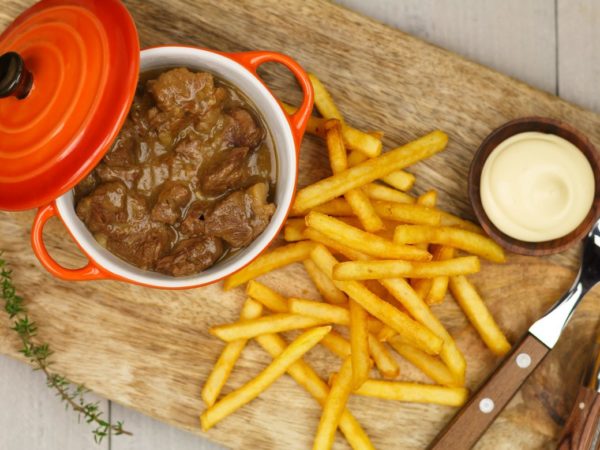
(75, 67), (277, 277)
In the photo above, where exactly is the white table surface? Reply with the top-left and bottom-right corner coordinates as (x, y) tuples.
(2, 0), (599, 449)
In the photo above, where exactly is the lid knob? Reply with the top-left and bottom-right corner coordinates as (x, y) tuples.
(0, 52), (33, 100)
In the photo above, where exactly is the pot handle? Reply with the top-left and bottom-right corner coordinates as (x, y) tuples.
(227, 50), (314, 152)
(31, 203), (107, 281)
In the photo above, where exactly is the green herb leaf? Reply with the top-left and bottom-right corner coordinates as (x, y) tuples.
(0, 255), (132, 443)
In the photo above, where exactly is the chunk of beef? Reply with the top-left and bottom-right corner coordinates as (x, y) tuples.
(151, 182), (191, 225)
(76, 182), (128, 233)
(146, 106), (197, 150)
(195, 87), (228, 134)
(223, 108), (264, 149)
(204, 182), (276, 247)
(105, 120), (136, 166)
(95, 163), (142, 189)
(200, 147), (250, 196)
(180, 201), (211, 237)
(174, 137), (205, 161)
(155, 236), (224, 276)
(246, 182), (277, 233)
(107, 223), (175, 270)
(126, 191), (149, 222)
(148, 68), (217, 116)
(136, 157), (172, 196)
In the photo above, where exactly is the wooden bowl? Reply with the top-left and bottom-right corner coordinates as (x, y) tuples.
(469, 117), (600, 255)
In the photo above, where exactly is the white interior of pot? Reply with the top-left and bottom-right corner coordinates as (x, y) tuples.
(56, 46), (297, 288)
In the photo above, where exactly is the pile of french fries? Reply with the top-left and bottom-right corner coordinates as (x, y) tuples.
(200, 74), (512, 449)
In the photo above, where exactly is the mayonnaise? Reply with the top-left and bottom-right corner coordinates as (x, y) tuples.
(480, 131), (595, 242)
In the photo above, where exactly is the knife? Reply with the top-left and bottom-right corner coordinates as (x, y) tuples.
(557, 333), (600, 450)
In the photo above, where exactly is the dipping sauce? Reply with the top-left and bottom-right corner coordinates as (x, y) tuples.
(480, 131), (595, 242)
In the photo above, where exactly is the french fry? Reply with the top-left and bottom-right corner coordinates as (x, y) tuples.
(284, 219), (307, 242)
(309, 74), (382, 158)
(372, 201), (441, 226)
(347, 150), (369, 167)
(332, 256), (481, 281)
(439, 211), (484, 234)
(281, 102), (325, 135)
(362, 183), (415, 204)
(320, 331), (352, 358)
(388, 337), (458, 387)
(246, 280), (289, 313)
(350, 299), (371, 389)
(363, 279), (397, 303)
(289, 298), (350, 325)
(377, 325), (397, 342)
(426, 245), (455, 304)
(343, 126), (383, 158)
(224, 241), (317, 290)
(368, 335), (400, 379)
(355, 380), (468, 407)
(201, 326), (331, 430)
(310, 245), (443, 355)
(311, 199), (355, 216)
(309, 73), (343, 121)
(348, 151), (416, 192)
(368, 319), (399, 338)
(427, 282), (449, 305)
(427, 277), (450, 304)
(393, 225), (506, 263)
(381, 170), (416, 192)
(326, 120), (383, 232)
(254, 332), (374, 450)
(313, 357), (354, 450)
(292, 130), (448, 213)
(326, 120), (347, 172)
(306, 212), (431, 261)
(412, 278), (433, 301)
(414, 190), (438, 251)
(210, 314), (328, 342)
(366, 317), (384, 335)
(201, 299), (264, 407)
(304, 259), (348, 305)
(417, 190), (437, 208)
(304, 228), (371, 261)
(449, 276), (511, 356)
(380, 278), (466, 384)
(344, 189), (384, 232)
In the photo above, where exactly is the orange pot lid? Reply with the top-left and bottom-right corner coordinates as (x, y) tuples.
(0, 0), (139, 211)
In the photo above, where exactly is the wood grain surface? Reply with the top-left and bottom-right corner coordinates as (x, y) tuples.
(2, 1), (600, 449)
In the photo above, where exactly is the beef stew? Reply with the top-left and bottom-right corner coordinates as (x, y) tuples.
(75, 67), (277, 277)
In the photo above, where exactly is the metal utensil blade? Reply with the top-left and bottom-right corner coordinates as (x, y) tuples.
(528, 266), (587, 349)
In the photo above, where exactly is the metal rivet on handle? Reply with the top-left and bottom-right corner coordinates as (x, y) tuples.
(516, 353), (531, 369)
(479, 398), (495, 414)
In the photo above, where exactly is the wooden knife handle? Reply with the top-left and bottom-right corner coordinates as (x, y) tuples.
(558, 386), (600, 450)
(429, 334), (550, 450)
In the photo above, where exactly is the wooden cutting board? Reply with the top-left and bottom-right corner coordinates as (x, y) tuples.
(2, 1), (600, 448)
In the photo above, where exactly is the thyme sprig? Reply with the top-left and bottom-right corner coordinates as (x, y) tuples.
(0, 255), (131, 443)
